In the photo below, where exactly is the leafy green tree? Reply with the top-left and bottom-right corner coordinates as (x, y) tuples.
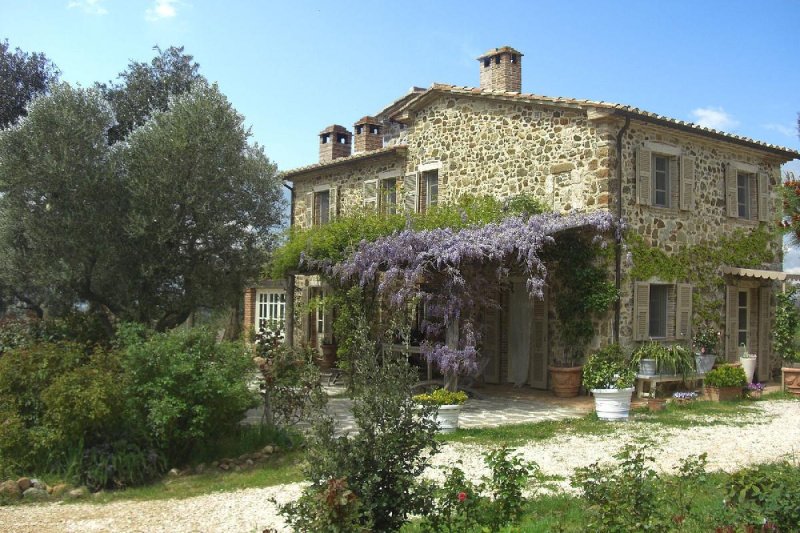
(0, 78), (283, 329)
(0, 84), (123, 319)
(0, 39), (59, 129)
(122, 82), (283, 328)
(99, 45), (201, 143)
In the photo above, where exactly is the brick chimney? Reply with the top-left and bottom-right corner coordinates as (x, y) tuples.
(477, 46), (523, 92)
(353, 116), (383, 153)
(319, 125), (352, 163)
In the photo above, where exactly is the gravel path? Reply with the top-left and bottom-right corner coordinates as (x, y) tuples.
(2, 400), (798, 533)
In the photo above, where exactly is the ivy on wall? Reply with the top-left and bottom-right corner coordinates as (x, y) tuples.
(626, 226), (777, 325)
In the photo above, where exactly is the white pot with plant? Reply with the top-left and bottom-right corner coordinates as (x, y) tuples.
(692, 324), (720, 374)
(582, 344), (636, 421)
(412, 388), (468, 433)
(739, 344), (757, 384)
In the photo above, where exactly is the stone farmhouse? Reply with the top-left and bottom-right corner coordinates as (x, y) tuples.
(245, 46), (799, 388)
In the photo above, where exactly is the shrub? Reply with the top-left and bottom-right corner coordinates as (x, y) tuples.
(723, 461), (800, 530)
(412, 388), (468, 406)
(705, 365), (747, 388)
(81, 440), (166, 491)
(582, 344), (635, 390)
(282, 314), (440, 532)
(120, 327), (257, 464)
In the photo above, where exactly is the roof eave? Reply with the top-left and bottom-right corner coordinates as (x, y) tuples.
(282, 146), (407, 179)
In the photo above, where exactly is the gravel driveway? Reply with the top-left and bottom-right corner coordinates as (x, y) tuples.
(2, 400), (798, 533)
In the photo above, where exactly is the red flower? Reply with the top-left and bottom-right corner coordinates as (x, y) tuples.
(457, 491), (467, 502)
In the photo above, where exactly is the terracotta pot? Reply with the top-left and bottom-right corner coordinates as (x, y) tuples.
(648, 398), (667, 412)
(705, 386), (741, 402)
(319, 343), (337, 370)
(548, 365), (582, 398)
(783, 367), (800, 397)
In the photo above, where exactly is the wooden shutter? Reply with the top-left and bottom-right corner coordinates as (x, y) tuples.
(757, 172), (769, 222)
(636, 148), (652, 206)
(528, 289), (548, 389)
(633, 282), (650, 341)
(363, 180), (378, 210)
(404, 172), (418, 213)
(757, 287), (771, 380)
(675, 283), (692, 340)
(726, 285), (739, 361)
(680, 156), (695, 211)
(328, 186), (338, 221)
(481, 305), (501, 384)
(725, 164), (739, 218)
(669, 157), (679, 209)
(304, 192), (313, 228)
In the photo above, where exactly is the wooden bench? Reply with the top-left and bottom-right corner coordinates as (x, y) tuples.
(635, 373), (705, 398)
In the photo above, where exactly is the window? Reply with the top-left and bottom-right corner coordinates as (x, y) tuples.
(737, 172), (752, 219)
(381, 178), (397, 215)
(653, 155), (670, 207)
(314, 190), (330, 226)
(648, 285), (668, 338)
(256, 290), (286, 333)
(422, 170), (438, 211)
(737, 290), (748, 348)
(634, 282), (692, 341)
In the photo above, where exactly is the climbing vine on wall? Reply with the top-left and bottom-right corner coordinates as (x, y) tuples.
(626, 226), (777, 325)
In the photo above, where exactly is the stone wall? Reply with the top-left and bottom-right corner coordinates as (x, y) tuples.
(402, 95), (610, 215)
(615, 121), (784, 352)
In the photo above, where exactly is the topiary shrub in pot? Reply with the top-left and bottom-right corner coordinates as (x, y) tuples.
(413, 388), (468, 433)
(582, 344), (636, 421)
(704, 364), (746, 401)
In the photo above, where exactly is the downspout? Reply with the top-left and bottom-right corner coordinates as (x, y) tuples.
(613, 115), (631, 345)
(283, 180), (295, 347)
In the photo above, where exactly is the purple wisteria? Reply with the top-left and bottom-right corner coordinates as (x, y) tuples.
(320, 211), (615, 375)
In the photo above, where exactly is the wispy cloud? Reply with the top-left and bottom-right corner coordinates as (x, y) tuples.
(67, 0), (108, 15)
(145, 0), (178, 21)
(690, 106), (739, 131)
(763, 122), (797, 138)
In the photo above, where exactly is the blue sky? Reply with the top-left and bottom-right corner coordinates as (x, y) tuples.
(2, 0), (800, 262)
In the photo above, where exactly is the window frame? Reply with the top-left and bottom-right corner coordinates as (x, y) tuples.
(648, 284), (669, 339)
(380, 177), (398, 215)
(652, 154), (671, 208)
(256, 289), (286, 334)
(424, 170), (438, 209)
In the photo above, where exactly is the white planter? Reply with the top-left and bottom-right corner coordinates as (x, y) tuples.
(740, 356), (757, 384)
(695, 354), (715, 374)
(591, 388), (634, 421)
(638, 359), (657, 376)
(435, 404), (462, 433)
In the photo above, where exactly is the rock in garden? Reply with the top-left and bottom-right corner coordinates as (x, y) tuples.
(67, 486), (89, 499)
(194, 463), (206, 474)
(23, 487), (49, 500)
(16, 477), (31, 491)
(168, 468), (181, 477)
(30, 478), (45, 490)
(0, 480), (21, 500)
(262, 445), (273, 454)
(50, 483), (69, 497)
(245, 459), (254, 467)
(219, 463), (230, 471)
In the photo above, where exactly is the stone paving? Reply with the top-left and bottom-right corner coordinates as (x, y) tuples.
(243, 375), (593, 434)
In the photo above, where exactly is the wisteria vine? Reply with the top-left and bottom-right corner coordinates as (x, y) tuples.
(309, 210), (615, 376)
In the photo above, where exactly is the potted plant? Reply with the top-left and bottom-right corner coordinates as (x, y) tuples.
(693, 324), (720, 374)
(582, 344), (636, 420)
(658, 344), (696, 378)
(738, 344), (757, 384)
(412, 388), (468, 433)
(549, 348), (584, 398)
(672, 391), (698, 405)
(631, 341), (661, 376)
(745, 382), (765, 400)
(704, 364), (746, 401)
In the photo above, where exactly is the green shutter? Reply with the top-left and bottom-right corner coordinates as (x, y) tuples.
(528, 288), (548, 389)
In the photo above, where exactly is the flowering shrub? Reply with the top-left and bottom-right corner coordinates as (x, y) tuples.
(672, 391), (699, 401)
(323, 210), (614, 375)
(693, 324), (721, 355)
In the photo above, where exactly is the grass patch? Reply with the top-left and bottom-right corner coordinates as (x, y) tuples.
(83, 449), (305, 504)
(630, 399), (762, 428)
(436, 413), (616, 446)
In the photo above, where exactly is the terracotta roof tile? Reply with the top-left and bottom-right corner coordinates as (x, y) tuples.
(283, 145), (407, 178)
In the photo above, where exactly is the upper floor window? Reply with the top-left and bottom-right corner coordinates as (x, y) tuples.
(422, 170), (438, 212)
(381, 178), (397, 215)
(737, 173), (752, 219)
(652, 155), (671, 207)
(314, 190), (330, 226)
(636, 146), (694, 212)
(726, 163), (768, 222)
